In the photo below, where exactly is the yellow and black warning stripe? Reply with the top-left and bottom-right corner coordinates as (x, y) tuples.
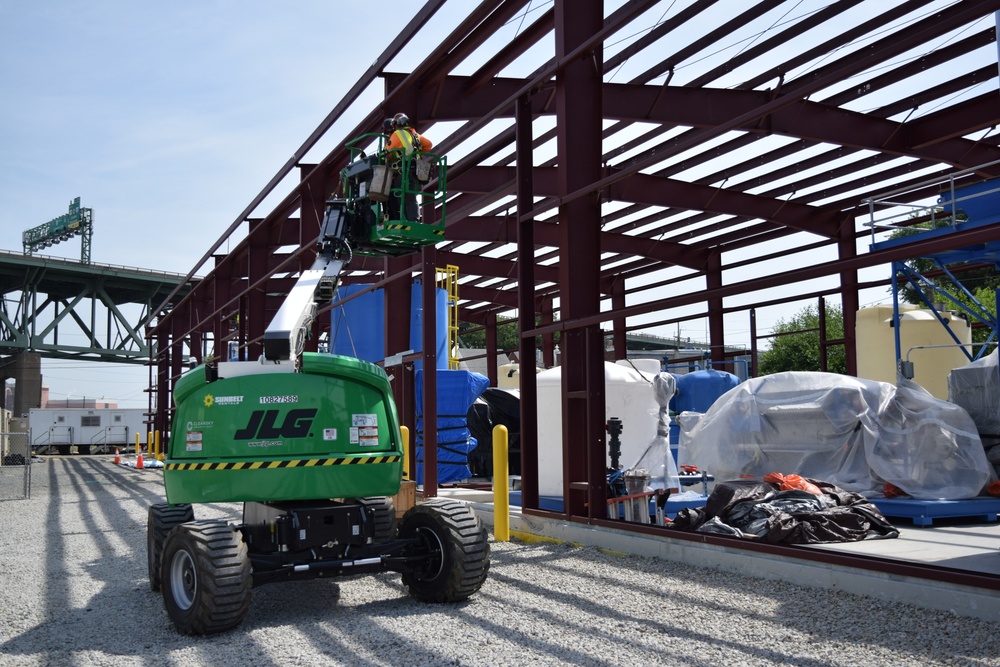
(165, 455), (401, 472)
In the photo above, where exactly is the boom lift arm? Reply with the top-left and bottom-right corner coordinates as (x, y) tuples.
(262, 200), (352, 363)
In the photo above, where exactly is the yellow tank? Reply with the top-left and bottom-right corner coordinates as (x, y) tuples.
(498, 364), (520, 389)
(498, 363), (540, 389)
(855, 305), (972, 399)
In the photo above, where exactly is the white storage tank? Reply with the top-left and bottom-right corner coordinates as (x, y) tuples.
(617, 358), (661, 375)
(855, 305), (971, 400)
(536, 361), (658, 497)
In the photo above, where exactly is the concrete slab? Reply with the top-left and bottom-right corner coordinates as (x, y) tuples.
(807, 520), (1000, 575)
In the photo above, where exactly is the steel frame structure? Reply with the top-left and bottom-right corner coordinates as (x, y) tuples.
(148, 1), (1000, 525)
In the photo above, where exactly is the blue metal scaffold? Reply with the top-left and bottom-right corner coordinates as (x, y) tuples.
(867, 165), (1000, 375)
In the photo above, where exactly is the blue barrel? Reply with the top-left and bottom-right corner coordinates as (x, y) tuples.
(670, 369), (740, 414)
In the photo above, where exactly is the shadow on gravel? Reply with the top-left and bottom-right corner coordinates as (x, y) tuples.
(486, 541), (998, 666)
(77, 455), (168, 507)
(0, 458), (281, 665)
(244, 573), (488, 667)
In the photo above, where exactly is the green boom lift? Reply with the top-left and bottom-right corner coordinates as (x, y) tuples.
(147, 136), (489, 635)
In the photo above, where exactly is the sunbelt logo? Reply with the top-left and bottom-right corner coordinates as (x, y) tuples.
(204, 394), (243, 407)
(234, 409), (317, 440)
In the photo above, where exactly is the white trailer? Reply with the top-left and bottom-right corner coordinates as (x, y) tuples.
(29, 408), (148, 455)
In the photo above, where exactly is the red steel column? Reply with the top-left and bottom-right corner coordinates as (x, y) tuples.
(485, 311), (499, 387)
(839, 229), (859, 376)
(555, 0), (604, 520)
(421, 245), (438, 497)
(516, 93), (539, 510)
(154, 327), (170, 438)
(540, 298), (556, 368)
(384, 255), (413, 434)
(300, 164), (326, 352)
(168, 307), (188, 436)
(707, 251), (725, 365)
(611, 280), (626, 360)
(246, 219), (268, 361)
(213, 260), (232, 361)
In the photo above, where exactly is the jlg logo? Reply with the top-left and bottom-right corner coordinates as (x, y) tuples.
(234, 409), (317, 440)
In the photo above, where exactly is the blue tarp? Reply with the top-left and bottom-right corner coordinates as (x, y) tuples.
(330, 284), (384, 363)
(415, 369), (489, 484)
(329, 282), (448, 368)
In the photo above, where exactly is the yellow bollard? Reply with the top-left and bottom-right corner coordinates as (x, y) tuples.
(400, 426), (410, 480)
(492, 425), (510, 542)
(135, 433), (140, 456)
(147, 431), (153, 455)
(155, 430), (162, 461)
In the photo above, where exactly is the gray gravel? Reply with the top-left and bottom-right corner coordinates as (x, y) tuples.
(0, 456), (997, 667)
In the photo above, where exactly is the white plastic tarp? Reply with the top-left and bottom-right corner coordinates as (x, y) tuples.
(948, 348), (1000, 436)
(628, 372), (680, 491)
(679, 371), (995, 500)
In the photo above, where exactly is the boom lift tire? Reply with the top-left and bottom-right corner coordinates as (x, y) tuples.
(352, 496), (397, 543)
(147, 503), (195, 592)
(161, 520), (252, 635)
(399, 499), (490, 603)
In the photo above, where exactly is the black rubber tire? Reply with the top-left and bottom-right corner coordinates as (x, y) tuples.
(147, 503), (194, 592)
(399, 498), (490, 603)
(353, 496), (397, 543)
(160, 520), (252, 635)
(56, 445), (70, 456)
(78, 445), (92, 455)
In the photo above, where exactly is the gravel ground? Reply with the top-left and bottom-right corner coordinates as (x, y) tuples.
(0, 455), (997, 667)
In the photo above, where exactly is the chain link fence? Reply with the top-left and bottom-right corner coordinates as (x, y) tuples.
(0, 431), (31, 500)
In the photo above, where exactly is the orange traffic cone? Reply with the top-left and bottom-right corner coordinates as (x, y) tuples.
(113, 448), (121, 464)
(136, 451), (144, 469)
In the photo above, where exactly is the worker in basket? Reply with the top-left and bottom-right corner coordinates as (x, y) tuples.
(384, 112), (433, 222)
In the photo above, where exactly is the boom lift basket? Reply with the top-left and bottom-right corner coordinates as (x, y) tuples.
(340, 133), (446, 257)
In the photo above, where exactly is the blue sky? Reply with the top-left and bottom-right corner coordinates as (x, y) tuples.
(0, 1), (451, 407)
(1, 2), (431, 268)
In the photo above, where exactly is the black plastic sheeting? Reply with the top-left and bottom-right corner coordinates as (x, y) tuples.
(466, 388), (521, 477)
(670, 479), (899, 544)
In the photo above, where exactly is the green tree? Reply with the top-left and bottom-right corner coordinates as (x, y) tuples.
(459, 315), (557, 352)
(758, 304), (846, 375)
(459, 317), (521, 352)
